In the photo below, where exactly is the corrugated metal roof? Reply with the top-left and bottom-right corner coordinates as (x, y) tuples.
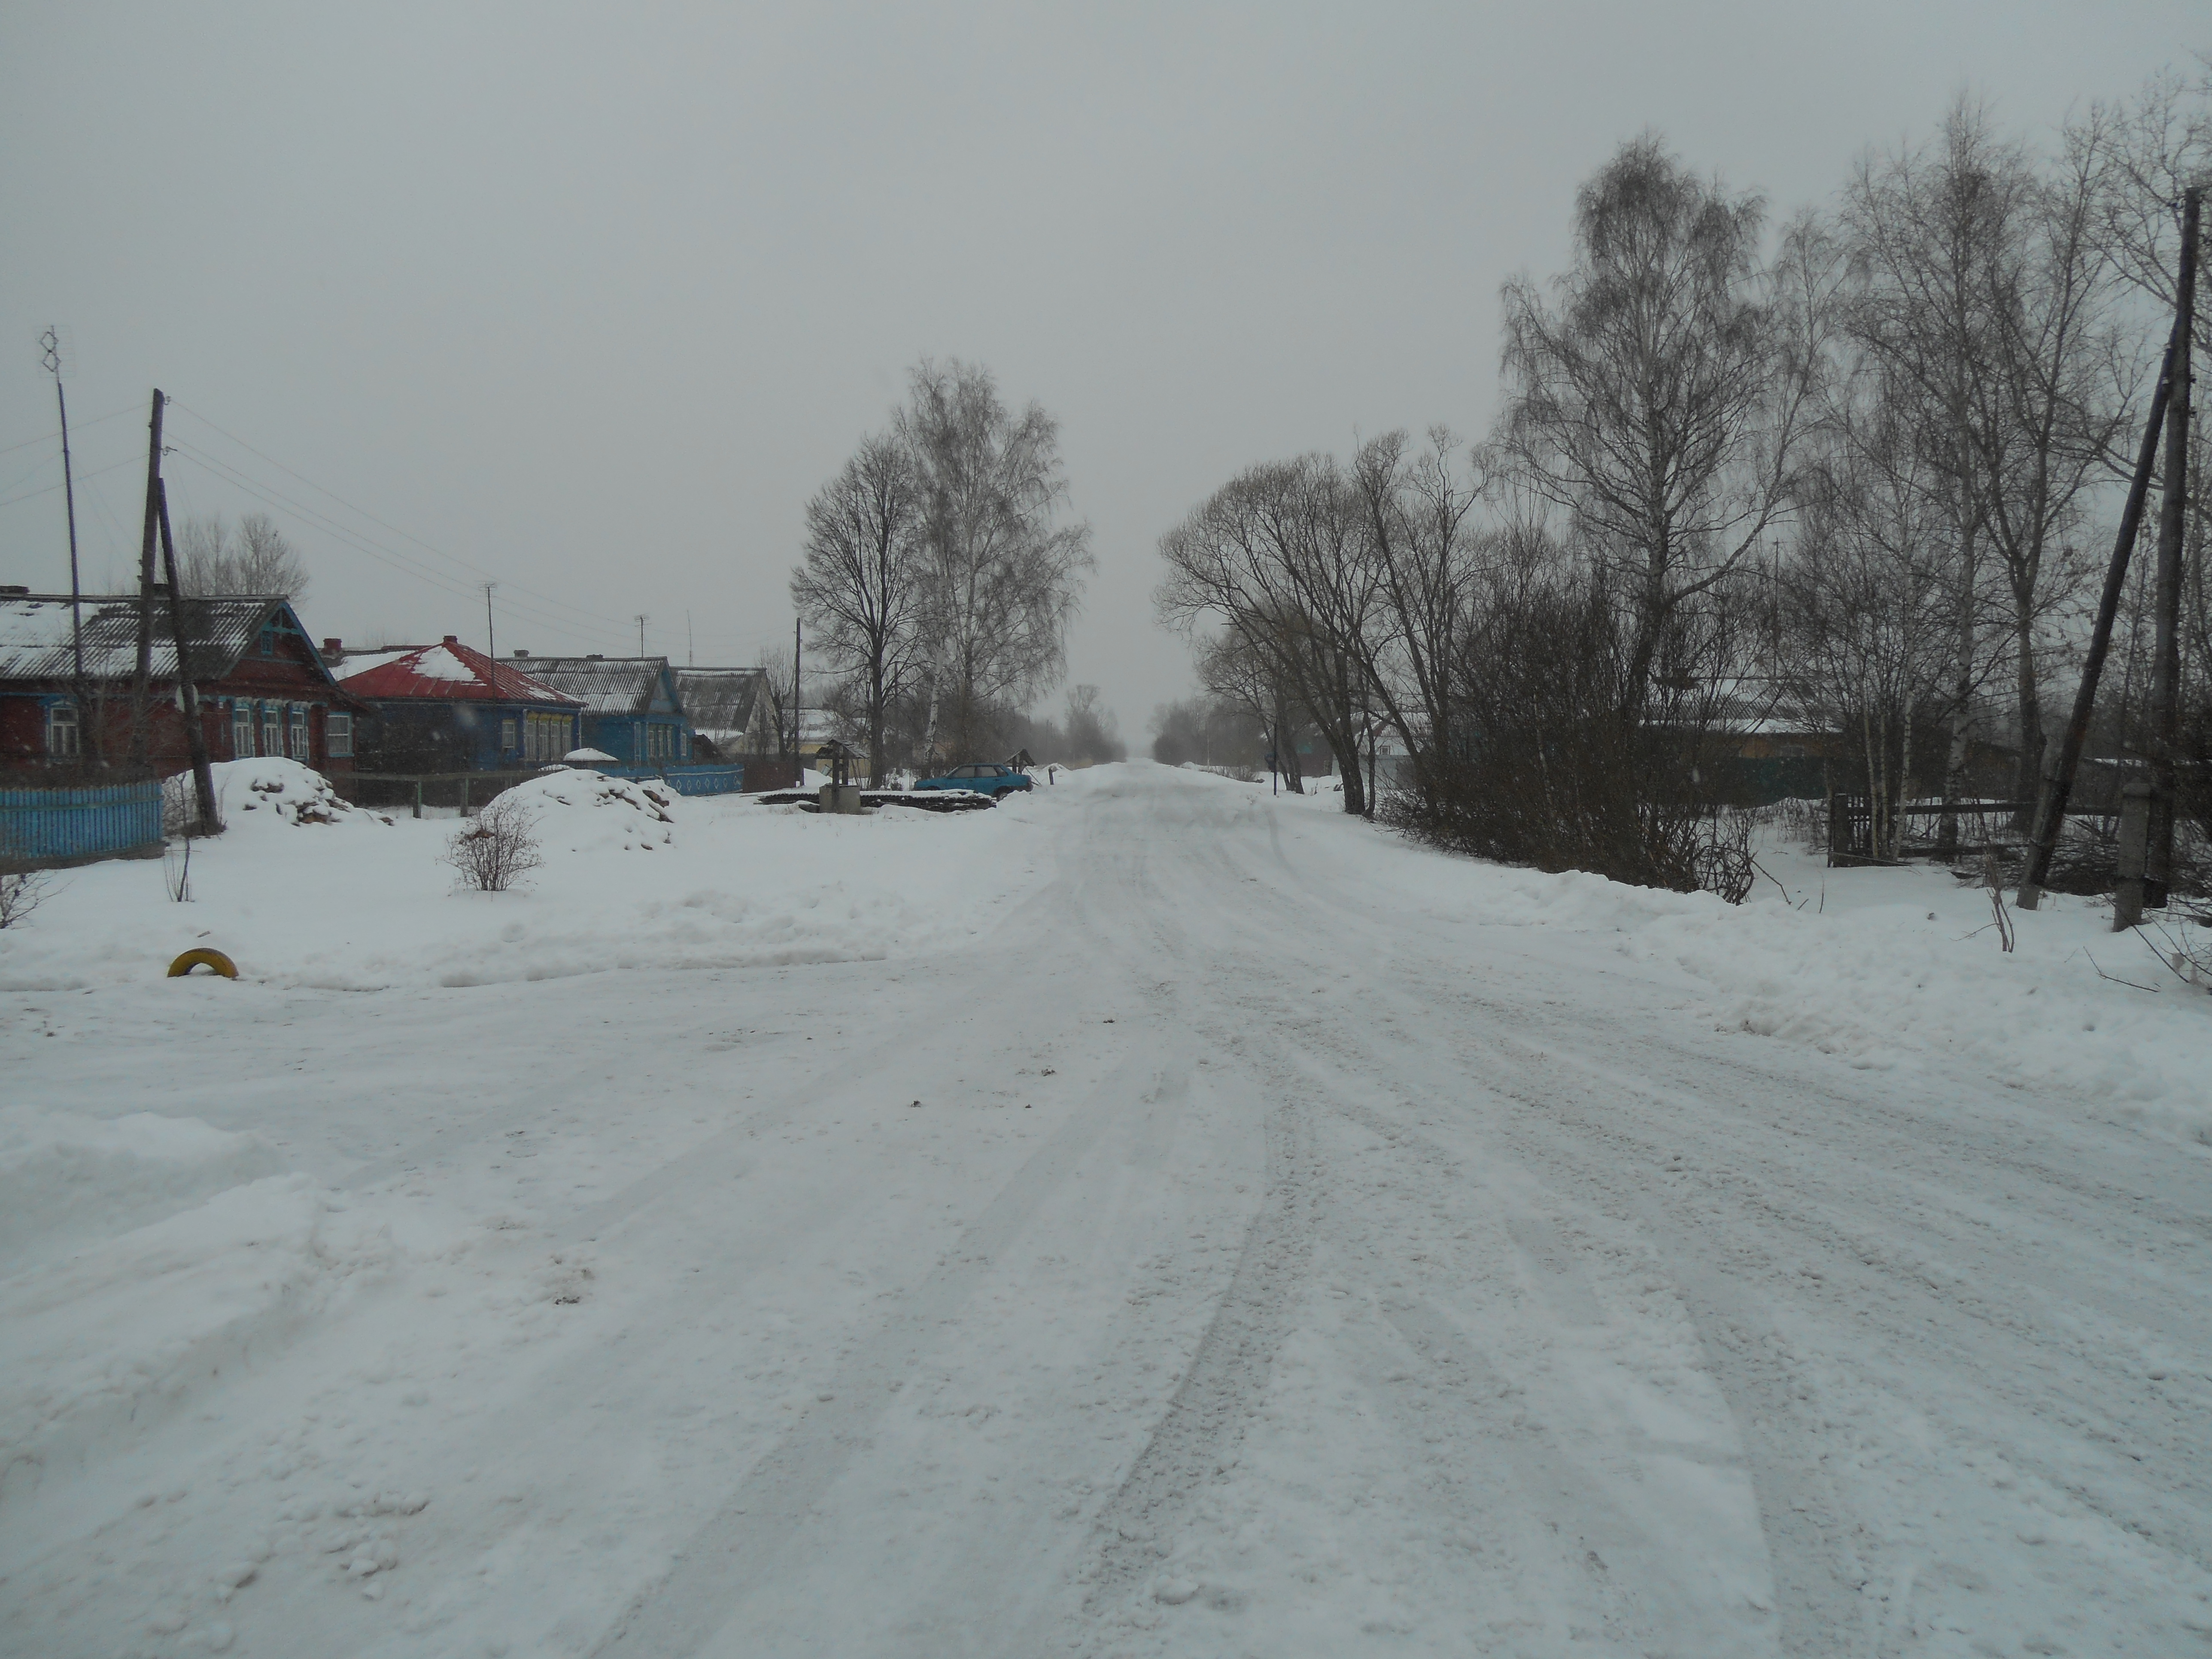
(337, 638), (580, 706)
(0, 592), (284, 683)
(504, 656), (672, 715)
(673, 667), (764, 738)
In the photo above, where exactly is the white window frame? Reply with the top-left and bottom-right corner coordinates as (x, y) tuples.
(289, 703), (310, 761)
(45, 700), (79, 758)
(326, 710), (352, 759)
(501, 716), (518, 754)
(233, 701), (255, 758)
(261, 702), (283, 757)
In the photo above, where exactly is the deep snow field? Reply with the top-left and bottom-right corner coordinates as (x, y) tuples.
(2, 759), (2208, 1658)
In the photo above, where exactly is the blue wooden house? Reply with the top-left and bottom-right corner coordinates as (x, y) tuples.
(498, 654), (696, 764)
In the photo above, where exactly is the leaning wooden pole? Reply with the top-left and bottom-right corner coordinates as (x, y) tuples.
(2142, 185), (2200, 913)
(2017, 291), (2186, 909)
(156, 479), (221, 835)
(128, 389), (165, 771)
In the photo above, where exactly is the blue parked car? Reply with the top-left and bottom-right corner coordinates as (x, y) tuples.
(914, 761), (1033, 797)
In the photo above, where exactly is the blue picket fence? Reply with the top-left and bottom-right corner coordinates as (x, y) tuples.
(594, 764), (744, 797)
(0, 779), (164, 867)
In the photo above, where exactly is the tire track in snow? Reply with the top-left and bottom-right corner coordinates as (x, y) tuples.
(589, 1045), (1190, 1658)
(1074, 1082), (1322, 1617)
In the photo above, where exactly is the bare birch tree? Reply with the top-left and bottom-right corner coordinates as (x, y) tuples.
(179, 512), (310, 599)
(1497, 136), (1827, 717)
(790, 433), (928, 781)
(899, 360), (1093, 761)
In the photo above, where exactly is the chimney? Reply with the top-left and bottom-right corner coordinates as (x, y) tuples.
(586, 653), (603, 659)
(322, 637), (343, 659)
(0, 585), (28, 596)
(512, 648), (529, 658)
(443, 635), (458, 645)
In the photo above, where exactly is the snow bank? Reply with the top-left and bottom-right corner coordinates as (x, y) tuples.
(498, 769), (676, 854)
(0, 760), (1055, 994)
(0, 1108), (286, 1272)
(198, 757), (393, 829)
(1336, 814), (2212, 1148)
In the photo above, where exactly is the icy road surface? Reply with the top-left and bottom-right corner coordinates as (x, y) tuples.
(4, 763), (2209, 1657)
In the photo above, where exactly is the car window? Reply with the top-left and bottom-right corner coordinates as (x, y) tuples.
(954, 765), (976, 777)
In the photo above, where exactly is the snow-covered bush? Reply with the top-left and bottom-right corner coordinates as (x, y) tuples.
(444, 795), (544, 893)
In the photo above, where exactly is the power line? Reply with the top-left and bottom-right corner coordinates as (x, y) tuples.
(164, 442), (627, 652)
(166, 400), (620, 635)
(0, 453), (140, 510)
(0, 400), (138, 459)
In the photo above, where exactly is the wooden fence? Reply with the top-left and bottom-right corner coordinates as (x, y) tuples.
(0, 779), (163, 868)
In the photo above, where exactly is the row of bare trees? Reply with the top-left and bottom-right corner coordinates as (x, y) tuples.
(789, 359), (1094, 778)
(1159, 69), (2211, 895)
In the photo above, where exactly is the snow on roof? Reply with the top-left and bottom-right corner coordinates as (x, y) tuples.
(505, 656), (672, 714)
(338, 638), (581, 706)
(0, 591), (289, 683)
(672, 667), (763, 735)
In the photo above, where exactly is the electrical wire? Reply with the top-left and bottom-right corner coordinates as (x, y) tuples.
(167, 401), (622, 636)
(164, 442), (625, 652)
(0, 400), (141, 459)
(0, 453), (142, 511)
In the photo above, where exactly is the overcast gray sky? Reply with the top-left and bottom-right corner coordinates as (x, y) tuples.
(1, 3), (2202, 739)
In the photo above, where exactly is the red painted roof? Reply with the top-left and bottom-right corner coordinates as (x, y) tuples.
(335, 637), (582, 706)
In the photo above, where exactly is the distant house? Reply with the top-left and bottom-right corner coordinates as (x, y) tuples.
(673, 666), (773, 760)
(332, 635), (583, 772)
(0, 589), (363, 777)
(501, 654), (694, 765)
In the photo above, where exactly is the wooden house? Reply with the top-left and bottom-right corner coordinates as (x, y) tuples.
(673, 667), (773, 760)
(500, 654), (695, 765)
(332, 636), (583, 771)
(0, 588), (363, 778)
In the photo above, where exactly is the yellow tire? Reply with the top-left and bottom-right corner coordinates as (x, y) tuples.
(167, 948), (239, 980)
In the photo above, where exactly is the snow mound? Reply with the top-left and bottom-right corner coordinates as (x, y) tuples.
(186, 758), (389, 829)
(0, 1107), (287, 1272)
(497, 770), (678, 854)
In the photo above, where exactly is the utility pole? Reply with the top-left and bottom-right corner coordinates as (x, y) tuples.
(483, 582), (498, 665)
(157, 480), (220, 833)
(2019, 210), (2191, 912)
(793, 618), (803, 757)
(686, 608), (694, 668)
(635, 614), (648, 656)
(40, 329), (83, 686)
(129, 390), (165, 771)
(2142, 184), (2199, 914)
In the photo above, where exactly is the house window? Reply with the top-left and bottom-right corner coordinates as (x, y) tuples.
(233, 702), (255, 757)
(289, 704), (309, 761)
(261, 702), (283, 757)
(648, 723), (672, 760)
(45, 701), (79, 758)
(501, 717), (518, 753)
(327, 711), (352, 759)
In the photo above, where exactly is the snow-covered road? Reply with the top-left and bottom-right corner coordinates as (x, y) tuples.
(5, 763), (2209, 1657)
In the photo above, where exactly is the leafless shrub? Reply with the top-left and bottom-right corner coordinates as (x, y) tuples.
(162, 837), (194, 903)
(1385, 557), (1745, 896)
(444, 795), (544, 893)
(0, 862), (54, 929)
(1692, 812), (1758, 905)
